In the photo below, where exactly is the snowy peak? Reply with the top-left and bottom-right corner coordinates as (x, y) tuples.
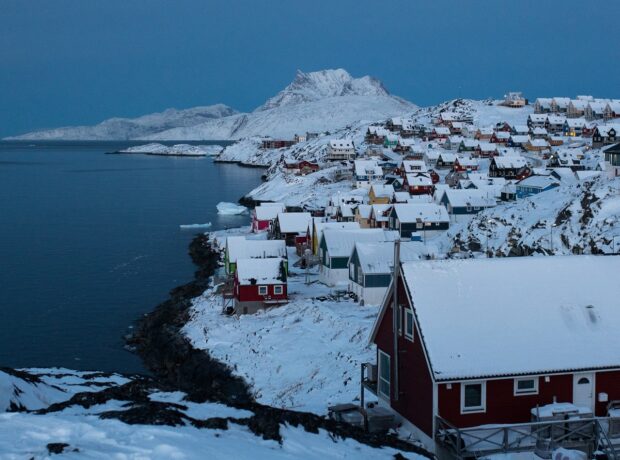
(256, 69), (390, 111)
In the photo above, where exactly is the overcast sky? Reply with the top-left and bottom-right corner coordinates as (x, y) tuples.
(1, 0), (619, 137)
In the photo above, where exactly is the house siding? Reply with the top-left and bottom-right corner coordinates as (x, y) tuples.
(595, 370), (620, 416)
(438, 374), (573, 428)
(374, 279), (435, 438)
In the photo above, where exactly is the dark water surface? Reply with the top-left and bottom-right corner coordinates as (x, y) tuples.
(0, 141), (264, 373)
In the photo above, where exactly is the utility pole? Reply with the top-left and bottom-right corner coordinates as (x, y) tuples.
(392, 239), (400, 402)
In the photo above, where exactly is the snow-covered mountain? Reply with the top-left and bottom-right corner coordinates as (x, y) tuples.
(6, 69), (414, 141)
(256, 68), (393, 111)
(6, 104), (238, 141)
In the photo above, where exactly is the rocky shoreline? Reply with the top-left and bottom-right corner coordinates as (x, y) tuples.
(126, 233), (432, 456)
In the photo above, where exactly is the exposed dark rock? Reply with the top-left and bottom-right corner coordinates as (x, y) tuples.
(46, 443), (70, 455)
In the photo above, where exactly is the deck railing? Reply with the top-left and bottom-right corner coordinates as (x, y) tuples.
(435, 415), (620, 460)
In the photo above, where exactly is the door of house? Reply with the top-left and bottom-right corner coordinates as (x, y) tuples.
(573, 373), (595, 410)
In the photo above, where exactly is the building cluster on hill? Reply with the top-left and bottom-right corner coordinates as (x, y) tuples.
(216, 93), (620, 458)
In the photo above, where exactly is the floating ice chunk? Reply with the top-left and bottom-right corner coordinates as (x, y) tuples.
(179, 222), (212, 229)
(216, 202), (248, 215)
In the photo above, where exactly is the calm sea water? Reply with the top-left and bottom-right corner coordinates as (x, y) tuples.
(0, 141), (264, 373)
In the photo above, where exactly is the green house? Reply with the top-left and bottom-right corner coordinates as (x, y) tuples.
(225, 237), (288, 275)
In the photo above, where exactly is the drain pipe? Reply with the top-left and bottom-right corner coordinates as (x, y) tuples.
(392, 239), (400, 401)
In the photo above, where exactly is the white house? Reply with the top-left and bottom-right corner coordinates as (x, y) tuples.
(318, 229), (398, 286)
(354, 160), (383, 188)
(326, 139), (355, 161)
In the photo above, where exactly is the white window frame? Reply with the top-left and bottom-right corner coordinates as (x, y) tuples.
(378, 350), (391, 401)
(273, 285), (283, 295)
(358, 266), (364, 286)
(514, 377), (539, 396)
(258, 285), (268, 296)
(404, 308), (414, 341)
(460, 381), (486, 414)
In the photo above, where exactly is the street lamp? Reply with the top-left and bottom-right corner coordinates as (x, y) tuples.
(486, 218), (495, 258)
(550, 223), (558, 254)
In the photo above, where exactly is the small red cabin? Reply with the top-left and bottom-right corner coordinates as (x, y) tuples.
(251, 203), (285, 233)
(234, 257), (288, 315)
(404, 173), (434, 195)
(366, 256), (620, 453)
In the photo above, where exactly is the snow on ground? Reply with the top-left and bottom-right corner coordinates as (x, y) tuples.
(0, 368), (132, 412)
(1, 368), (424, 459)
(441, 176), (620, 256)
(117, 143), (223, 156)
(183, 249), (378, 414)
(217, 202), (248, 215)
(0, 411), (414, 460)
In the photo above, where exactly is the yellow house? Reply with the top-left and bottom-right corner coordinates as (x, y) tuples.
(354, 205), (372, 228)
(369, 184), (394, 204)
(311, 219), (360, 255)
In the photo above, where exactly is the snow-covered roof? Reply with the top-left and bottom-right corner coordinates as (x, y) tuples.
(400, 256), (620, 380)
(391, 203), (449, 223)
(401, 160), (428, 173)
(516, 175), (560, 189)
(322, 229), (398, 258)
(510, 135), (530, 143)
(441, 189), (496, 208)
(370, 204), (392, 221)
(528, 139), (550, 148)
(226, 237), (287, 263)
(493, 131), (511, 139)
(236, 257), (286, 286)
(329, 139), (354, 150)
(455, 157), (478, 167)
(512, 125), (530, 133)
(493, 156), (528, 169)
(355, 204), (372, 219)
(405, 173), (433, 187)
(438, 152), (457, 162)
(476, 142), (497, 152)
(433, 127), (451, 135)
(354, 241), (423, 275)
(392, 192), (410, 203)
(314, 221), (360, 242)
(547, 115), (566, 125)
(354, 160), (383, 177)
(276, 212), (312, 234)
(370, 183), (394, 198)
(254, 203), (286, 221)
(528, 114), (547, 123)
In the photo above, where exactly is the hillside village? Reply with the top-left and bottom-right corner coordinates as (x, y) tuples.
(184, 93), (620, 458)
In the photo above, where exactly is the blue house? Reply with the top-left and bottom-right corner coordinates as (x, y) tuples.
(516, 175), (560, 198)
(439, 190), (496, 221)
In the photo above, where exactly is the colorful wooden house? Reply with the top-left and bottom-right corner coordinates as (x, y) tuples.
(224, 236), (287, 275)
(388, 203), (449, 239)
(366, 256), (620, 452)
(252, 203), (285, 233)
(318, 229), (398, 286)
(234, 257), (287, 315)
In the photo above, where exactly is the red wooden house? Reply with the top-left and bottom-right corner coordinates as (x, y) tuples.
(453, 157), (479, 173)
(366, 256), (620, 453)
(234, 257), (288, 315)
(404, 173), (434, 195)
(251, 203), (285, 233)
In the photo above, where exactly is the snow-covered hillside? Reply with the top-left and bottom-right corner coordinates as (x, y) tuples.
(7, 104), (237, 141)
(0, 368), (424, 459)
(445, 177), (620, 256)
(7, 69), (414, 141)
(116, 143), (223, 156)
(146, 95), (413, 141)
